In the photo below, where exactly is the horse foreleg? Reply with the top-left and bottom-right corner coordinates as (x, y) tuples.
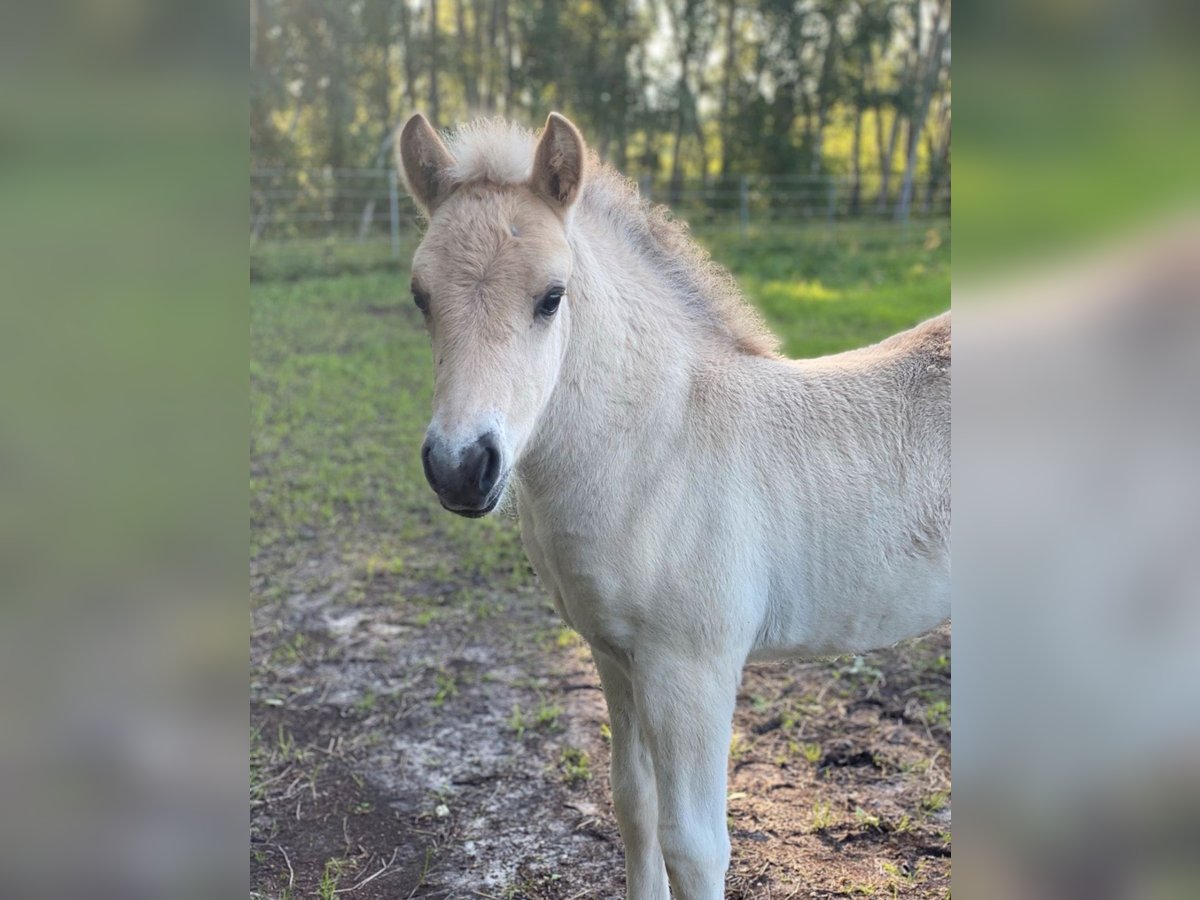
(633, 652), (738, 900)
(595, 650), (670, 900)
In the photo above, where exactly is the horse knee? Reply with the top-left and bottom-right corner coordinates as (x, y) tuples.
(657, 823), (729, 897)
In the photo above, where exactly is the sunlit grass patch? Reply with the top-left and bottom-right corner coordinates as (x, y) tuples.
(696, 222), (950, 358)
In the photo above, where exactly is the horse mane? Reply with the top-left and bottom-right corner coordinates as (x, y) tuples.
(442, 118), (782, 358)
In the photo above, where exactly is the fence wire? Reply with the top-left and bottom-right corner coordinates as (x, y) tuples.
(250, 168), (950, 248)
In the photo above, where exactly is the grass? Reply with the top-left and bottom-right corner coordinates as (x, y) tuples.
(558, 746), (592, 785)
(702, 222), (950, 357)
(809, 800), (835, 833)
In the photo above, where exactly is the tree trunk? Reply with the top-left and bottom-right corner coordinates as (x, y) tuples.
(473, 0), (488, 110)
(455, 0), (478, 110)
(876, 0), (921, 216)
(359, 0), (394, 240)
(399, 0), (418, 111)
(669, 86), (687, 205)
(614, 0), (630, 171)
(870, 99), (884, 216)
(501, 0), (514, 115)
(719, 0), (737, 176)
(895, 0), (949, 221)
(927, 111), (951, 215)
(429, 0), (440, 123)
(850, 86), (864, 216)
(810, 8), (840, 177)
(484, 0), (500, 111)
(876, 103), (904, 215)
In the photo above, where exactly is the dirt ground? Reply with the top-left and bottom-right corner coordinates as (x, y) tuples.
(251, 535), (949, 899)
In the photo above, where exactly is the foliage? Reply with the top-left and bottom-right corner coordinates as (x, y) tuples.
(251, 0), (950, 212)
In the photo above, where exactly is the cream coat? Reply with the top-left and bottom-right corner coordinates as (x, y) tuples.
(398, 112), (950, 900)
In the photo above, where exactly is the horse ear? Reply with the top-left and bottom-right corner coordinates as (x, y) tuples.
(396, 113), (455, 215)
(530, 112), (586, 213)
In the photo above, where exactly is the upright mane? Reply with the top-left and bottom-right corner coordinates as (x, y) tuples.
(440, 118), (781, 358)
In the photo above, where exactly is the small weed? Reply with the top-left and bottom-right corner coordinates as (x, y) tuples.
(801, 742), (822, 764)
(554, 626), (582, 649)
(730, 731), (751, 760)
(318, 858), (344, 900)
(882, 859), (923, 889)
(838, 654), (884, 687)
(559, 746), (592, 785)
(363, 553), (404, 578)
(509, 698), (562, 737)
(272, 633), (310, 666)
(854, 806), (881, 829)
(921, 791), (949, 814)
(432, 670), (458, 707)
(924, 699), (951, 729)
(535, 698), (564, 730)
(275, 724), (308, 763)
(846, 882), (878, 896)
(509, 703), (527, 738)
(809, 800), (834, 832)
(599, 722), (611, 744)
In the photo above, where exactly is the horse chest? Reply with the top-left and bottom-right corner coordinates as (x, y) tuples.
(516, 494), (640, 655)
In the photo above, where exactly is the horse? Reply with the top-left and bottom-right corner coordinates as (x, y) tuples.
(396, 112), (950, 900)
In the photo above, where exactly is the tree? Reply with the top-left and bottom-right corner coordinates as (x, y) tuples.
(895, 0), (949, 221)
(249, 0), (952, 229)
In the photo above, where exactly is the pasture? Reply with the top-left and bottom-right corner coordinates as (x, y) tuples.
(251, 223), (951, 899)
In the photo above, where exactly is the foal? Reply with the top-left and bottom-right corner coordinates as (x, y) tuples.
(397, 112), (950, 900)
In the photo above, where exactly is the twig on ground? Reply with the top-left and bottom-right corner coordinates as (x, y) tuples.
(273, 843), (295, 891)
(333, 847), (399, 894)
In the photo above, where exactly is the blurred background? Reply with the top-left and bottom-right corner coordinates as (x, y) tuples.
(3, 0), (1200, 897)
(250, 0), (950, 248)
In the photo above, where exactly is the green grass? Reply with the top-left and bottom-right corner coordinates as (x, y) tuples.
(702, 222), (949, 357)
(558, 746), (592, 785)
(251, 223), (948, 585)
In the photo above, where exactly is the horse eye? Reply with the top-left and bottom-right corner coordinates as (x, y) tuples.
(536, 287), (564, 319)
(412, 286), (430, 314)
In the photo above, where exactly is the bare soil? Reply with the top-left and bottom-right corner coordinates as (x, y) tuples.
(251, 540), (949, 899)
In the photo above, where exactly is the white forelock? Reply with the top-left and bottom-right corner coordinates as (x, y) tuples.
(443, 118), (537, 186)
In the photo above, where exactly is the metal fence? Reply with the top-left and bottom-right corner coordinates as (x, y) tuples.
(250, 167), (950, 250)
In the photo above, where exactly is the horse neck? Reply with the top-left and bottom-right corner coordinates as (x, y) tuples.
(518, 211), (701, 492)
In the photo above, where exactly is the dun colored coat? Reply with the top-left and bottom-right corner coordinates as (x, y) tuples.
(397, 112), (950, 900)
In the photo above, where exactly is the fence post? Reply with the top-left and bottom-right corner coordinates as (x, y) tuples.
(388, 168), (400, 258)
(739, 175), (749, 237)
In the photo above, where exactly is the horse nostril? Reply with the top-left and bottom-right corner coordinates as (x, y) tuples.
(421, 440), (438, 490)
(477, 433), (502, 496)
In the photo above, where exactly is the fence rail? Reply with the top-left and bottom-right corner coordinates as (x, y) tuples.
(250, 168), (950, 249)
